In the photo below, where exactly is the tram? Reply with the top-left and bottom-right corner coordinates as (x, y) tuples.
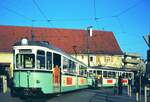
(11, 38), (89, 97)
(87, 67), (134, 87)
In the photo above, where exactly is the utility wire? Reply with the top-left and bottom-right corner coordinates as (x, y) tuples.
(24, 18), (93, 22)
(32, 0), (48, 20)
(93, 0), (100, 30)
(32, 0), (67, 38)
(110, 0), (145, 34)
(32, 0), (54, 28)
(32, 0), (54, 27)
(113, 0), (144, 17)
(93, 0), (97, 20)
(1, 5), (32, 21)
(115, 17), (126, 34)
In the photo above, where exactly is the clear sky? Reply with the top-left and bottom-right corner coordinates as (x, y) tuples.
(0, 0), (149, 59)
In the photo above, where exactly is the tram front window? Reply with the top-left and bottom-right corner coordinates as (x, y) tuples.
(16, 54), (35, 68)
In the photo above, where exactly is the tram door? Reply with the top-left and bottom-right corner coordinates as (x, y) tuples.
(53, 53), (61, 93)
(97, 70), (102, 87)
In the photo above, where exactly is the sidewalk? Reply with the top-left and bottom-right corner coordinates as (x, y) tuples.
(89, 87), (150, 102)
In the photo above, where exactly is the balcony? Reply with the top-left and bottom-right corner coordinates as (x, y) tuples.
(123, 58), (139, 64)
(124, 64), (137, 69)
(124, 53), (140, 57)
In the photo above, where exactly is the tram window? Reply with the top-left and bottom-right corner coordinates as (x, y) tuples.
(97, 71), (102, 75)
(126, 73), (129, 78)
(89, 70), (96, 77)
(122, 73), (126, 78)
(46, 52), (52, 70)
(125, 73), (129, 78)
(93, 70), (96, 76)
(69, 60), (76, 73)
(53, 53), (61, 68)
(79, 65), (87, 76)
(129, 73), (132, 78)
(108, 72), (113, 78)
(16, 54), (35, 68)
(111, 72), (116, 78)
(63, 57), (69, 72)
(37, 50), (45, 69)
(88, 70), (92, 77)
(103, 71), (107, 78)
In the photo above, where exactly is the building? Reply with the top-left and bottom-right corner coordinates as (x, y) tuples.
(0, 25), (123, 77)
(123, 52), (145, 72)
(0, 52), (13, 77)
(72, 54), (123, 68)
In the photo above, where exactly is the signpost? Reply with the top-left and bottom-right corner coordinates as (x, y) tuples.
(143, 35), (150, 102)
(143, 35), (150, 47)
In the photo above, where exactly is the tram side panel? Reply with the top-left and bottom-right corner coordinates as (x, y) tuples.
(102, 78), (116, 87)
(77, 76), (88, 89)
(77, 66), (88, 89)
(61, 74), (77, 92)
(13, 71), (53, 95)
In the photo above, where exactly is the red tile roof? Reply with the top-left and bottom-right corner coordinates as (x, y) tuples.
(0, 25), (123, 55)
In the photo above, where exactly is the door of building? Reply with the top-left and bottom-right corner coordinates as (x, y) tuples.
(0, 63), (10, 89)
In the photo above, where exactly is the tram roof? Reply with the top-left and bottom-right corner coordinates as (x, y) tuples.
(14, 40), (88, 67)
(14, 40), (62, 52)
(89, 66), (133, 72)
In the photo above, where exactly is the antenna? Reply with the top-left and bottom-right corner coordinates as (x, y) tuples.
(87, 26), (92, 67)
(31, 20), (36, 41)
(87, 26), (93, 37)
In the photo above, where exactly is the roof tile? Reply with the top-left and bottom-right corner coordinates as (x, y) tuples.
(0, 25), (123, 55)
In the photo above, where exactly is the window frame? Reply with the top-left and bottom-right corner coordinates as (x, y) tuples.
(16, 53), (35, 69)
(46, 51), (52, 70)
(37, 50), (45, 69)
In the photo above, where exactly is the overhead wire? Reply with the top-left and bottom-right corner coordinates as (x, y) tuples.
(93, 0), (97, 20)
(114, 17), (126, 34)
(0, 0), (146, 34)
(113, 0), (145, 17)
(32, 0), (66, 39)
(111, 0), (145, 34)
(32, 0), (49, 20)
(1, 5), (33, 21)
(93, 0), (101, 30)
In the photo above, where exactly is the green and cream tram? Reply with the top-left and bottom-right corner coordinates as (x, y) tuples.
(88, 67), (134, 87)
(11, 38), (89, 97)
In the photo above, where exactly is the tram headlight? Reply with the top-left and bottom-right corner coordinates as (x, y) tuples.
(21, 37), (28, 45)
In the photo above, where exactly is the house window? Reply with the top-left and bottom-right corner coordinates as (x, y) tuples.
(105, 56), (113, 63)
(81, 55), (84, 59)
(90, 56), (93, 62)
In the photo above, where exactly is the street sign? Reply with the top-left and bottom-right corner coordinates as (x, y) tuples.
(143, 35), (150, 47)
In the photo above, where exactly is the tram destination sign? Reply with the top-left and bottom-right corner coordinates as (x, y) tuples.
(19, 49), (32, 53)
